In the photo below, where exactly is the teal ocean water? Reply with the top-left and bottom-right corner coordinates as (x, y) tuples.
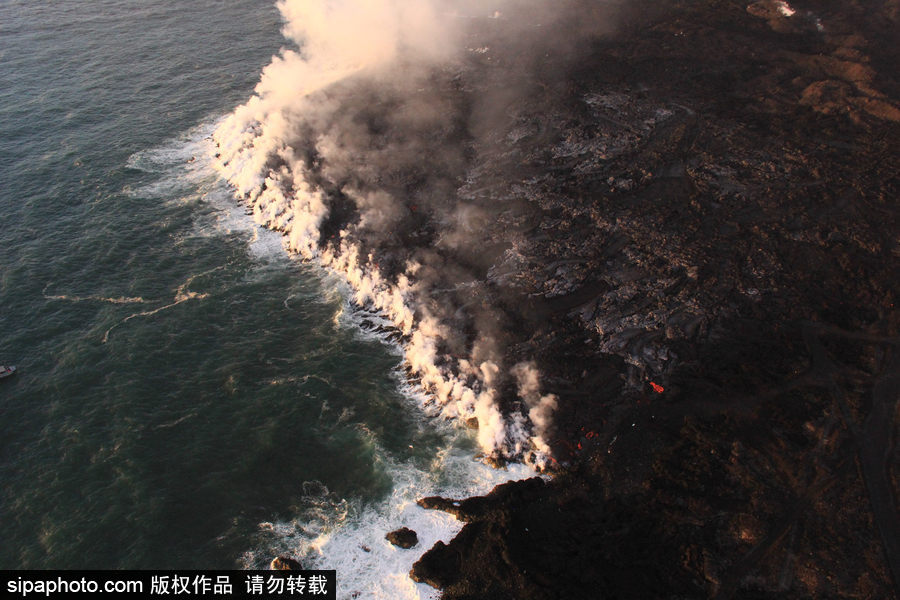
(0, 2), (526, 595)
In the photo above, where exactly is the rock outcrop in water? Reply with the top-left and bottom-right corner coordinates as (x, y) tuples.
(270, 556), (302, 571)
(385, 527), (419, 549)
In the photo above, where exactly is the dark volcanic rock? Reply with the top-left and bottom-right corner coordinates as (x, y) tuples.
(270, 556), (302, 571)
(385, 527), (419, 549)
(405, 0), (900, 598)
(414, 473), (700, 599)
(225, 0), (898, 596)
(410, 541), (461, 590)
(418, 478), (548, 522)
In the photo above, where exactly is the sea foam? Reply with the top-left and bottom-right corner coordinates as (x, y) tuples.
(135, 121), (538, 597)
(241, 433), (535, 600)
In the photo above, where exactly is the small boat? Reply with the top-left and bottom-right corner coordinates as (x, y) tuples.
(0, 365), (16, 379)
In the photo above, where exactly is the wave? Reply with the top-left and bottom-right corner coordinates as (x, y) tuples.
(101, 267), (222, 343)
(241, 433), (535, 600)
(124, 107), (546, 594)
(42, 289), (150, 305)
(126, 125), (294, 264)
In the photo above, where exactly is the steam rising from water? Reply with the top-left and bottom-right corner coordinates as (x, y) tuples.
(212, 0), (613, 466)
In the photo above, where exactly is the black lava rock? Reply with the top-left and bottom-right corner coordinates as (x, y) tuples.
(386, 527), (419, 549)
(270, 556), (302, 571)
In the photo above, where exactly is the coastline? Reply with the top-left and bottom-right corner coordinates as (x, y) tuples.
(212, 0), (899, 596)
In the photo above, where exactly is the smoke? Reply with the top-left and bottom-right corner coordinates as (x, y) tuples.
(277, 0), (456, 67)
(511, 362), (558, 458)
(213, 0), (619, 466)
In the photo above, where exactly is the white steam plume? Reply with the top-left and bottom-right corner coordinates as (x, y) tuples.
(511, 362), (558, 462)
(211, 0), (586, 467)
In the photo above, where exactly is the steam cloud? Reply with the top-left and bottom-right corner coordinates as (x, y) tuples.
(213, 0), (616, 467)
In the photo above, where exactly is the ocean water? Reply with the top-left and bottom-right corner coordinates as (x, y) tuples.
(0, 2), (528, 596)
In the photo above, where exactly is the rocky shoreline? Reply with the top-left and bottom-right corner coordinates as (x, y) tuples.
(224, 0), (897, 595)
(398, 0), (899, 597)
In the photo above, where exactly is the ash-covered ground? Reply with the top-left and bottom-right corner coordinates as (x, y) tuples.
(403, 0), (900, 598)
(217, 0), (898, 596)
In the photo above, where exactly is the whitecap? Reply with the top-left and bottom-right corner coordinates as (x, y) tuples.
(241, 433), (535, 600)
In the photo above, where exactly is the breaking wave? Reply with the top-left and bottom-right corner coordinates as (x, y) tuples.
(241, 431), (535, 600)
(125, 107), (543, 596)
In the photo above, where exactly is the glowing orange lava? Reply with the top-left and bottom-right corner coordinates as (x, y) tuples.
(649, 381), (664, 393)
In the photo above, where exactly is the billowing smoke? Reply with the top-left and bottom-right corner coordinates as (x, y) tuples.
(213, 0), (618, 467)
(511, 362), (558, 457)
